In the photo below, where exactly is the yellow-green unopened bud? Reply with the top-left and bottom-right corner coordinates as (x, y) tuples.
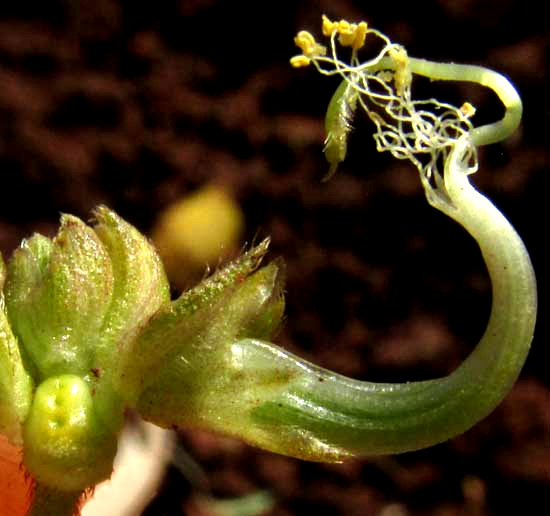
(23, 375), (117, 491)
(153, 185), (244, 288)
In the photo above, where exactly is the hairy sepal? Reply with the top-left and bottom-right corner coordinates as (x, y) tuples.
(136, 256), (286, 429)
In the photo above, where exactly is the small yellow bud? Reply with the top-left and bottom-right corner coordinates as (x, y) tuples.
(290, 55), (311, 68)
(460, 102), (476, 118)
(152, 185), (244, 290)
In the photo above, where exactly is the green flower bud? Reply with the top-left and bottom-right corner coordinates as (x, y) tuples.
(23, 375), (117, 491)
(3, 207), (171, 443)
(5, 217), (113, 379)
(3, 207), (170, 387)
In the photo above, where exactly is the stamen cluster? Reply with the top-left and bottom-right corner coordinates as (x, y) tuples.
(291, 16), (478, 184)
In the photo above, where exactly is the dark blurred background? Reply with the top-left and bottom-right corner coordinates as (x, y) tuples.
(1, 1), (549, 514)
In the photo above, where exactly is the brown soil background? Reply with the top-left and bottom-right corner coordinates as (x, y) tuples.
(0, 1), (549, 515)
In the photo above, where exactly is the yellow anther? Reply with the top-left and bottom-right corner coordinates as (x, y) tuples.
(294, 30), (326, 57)
(460, 102), (476, 118)
(388, 45), (411, 96)
(338, 31), (356, 47)
(337, 20), (353, 34)
(320, 16), (368, 50)
(290, 55), (311, 68)
(294, 31), (315, 54)
(322, 15), (338, 37)
(337, 20), (357, 47)
(352, 21), (368, 50)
